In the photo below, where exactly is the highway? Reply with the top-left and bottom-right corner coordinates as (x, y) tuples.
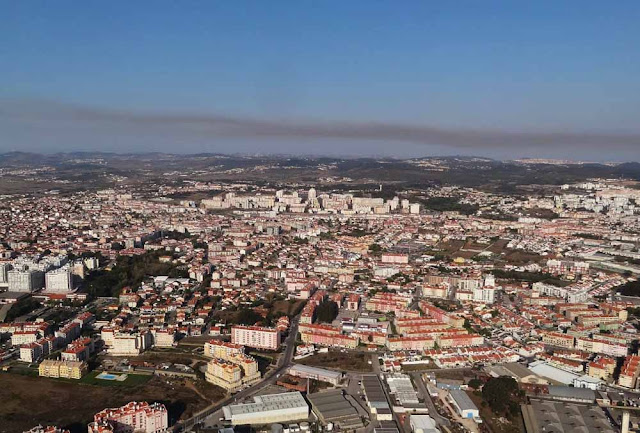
(173, 315), (301, 432)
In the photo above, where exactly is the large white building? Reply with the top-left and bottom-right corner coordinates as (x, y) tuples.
(472, 286), (495, 304)
(11, 331), (39, 346)
(8, 268), (45, 292)
(287, 364), (342, 385)
(410, 415), (440, 433)
(231, 325), (280, 350)
(222, 392), (309, 425)
(0, 262), (11, 287)
(45, 267), (74, 293)
(102, 330), (152, 356)
(151, 329), (176, 348)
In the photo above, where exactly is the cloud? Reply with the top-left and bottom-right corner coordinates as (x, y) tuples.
(2, 99), (639, 151)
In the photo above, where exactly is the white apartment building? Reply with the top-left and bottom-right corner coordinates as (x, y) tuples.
(107, 331), (153, 356)
(231, 325), (280, 350)
(151, 329), (176, 348)
(45, 267), (74, 293)
(11, 331), (39, 346)
(20, 342), (43, 363)
(8, 268), (45, 292)
(472, 286), (495, 304)
(0, 262), (11, 286)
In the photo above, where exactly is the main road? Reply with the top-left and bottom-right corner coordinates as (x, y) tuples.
(173, 315), (301, 432)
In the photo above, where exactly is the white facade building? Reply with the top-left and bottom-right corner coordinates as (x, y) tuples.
(472, 286), (495, 304)
(8, 268), (45, 292)
(0, 262), (11, 287)
(231, 325), (280, 350)
(45, 267), (74, 293)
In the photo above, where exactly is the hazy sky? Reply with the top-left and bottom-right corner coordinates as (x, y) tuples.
(1, 1), (639, 160)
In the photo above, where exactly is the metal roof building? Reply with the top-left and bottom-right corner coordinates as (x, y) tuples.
(386, 374), (421, 407)
(521, 399), (615, 433)
(409, 415), (440, 433)
(307, 389), (363, 430)
(528, 360), (581, 385)
(288, 364), (342, 385)
(222, 392), (309, 425)
(546, 386), (596, 404)
(361, 375), (392, 420)
(447, 390), (479, 419)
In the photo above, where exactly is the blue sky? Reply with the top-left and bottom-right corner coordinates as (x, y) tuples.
(1, 1), (639, 159)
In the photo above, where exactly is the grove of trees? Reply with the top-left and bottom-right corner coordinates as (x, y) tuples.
(315, 300), (339, 323)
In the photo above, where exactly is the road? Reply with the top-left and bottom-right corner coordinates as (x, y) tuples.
(409, 372), (451, 427)
(173, 315), (301, 432)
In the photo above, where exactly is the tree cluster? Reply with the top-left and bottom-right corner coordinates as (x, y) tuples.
(315, 300), (339, 323)
(84, 252), (188, 298)
(618, 280), (640, 297)
(481, 376), (522, 416)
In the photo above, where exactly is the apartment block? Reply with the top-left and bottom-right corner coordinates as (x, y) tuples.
(231, 325), (280, 350)
(39, 359), (87, 379)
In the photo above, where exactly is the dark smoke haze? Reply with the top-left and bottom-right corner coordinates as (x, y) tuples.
(1, 100), (639, 159)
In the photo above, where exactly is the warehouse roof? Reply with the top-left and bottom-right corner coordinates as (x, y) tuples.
(307, 389), (363, 429)
(362, 375), (389, 405)
(547, 386), (596, 402)
(522, 399), (615, 433)
(448, 390), (478, 412)
(289, 364), (342, 381)
(223, 392), (308, 419)
(528, 361), (580, 385)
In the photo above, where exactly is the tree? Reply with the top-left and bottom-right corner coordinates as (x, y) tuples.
(482, 376), (520, 414)
(468, 378), (483, 390)
(315, 300), (339, 323)
(235, 308), (263, 326)
(369, 243), (383, 256)
(618, 280), (640, 297)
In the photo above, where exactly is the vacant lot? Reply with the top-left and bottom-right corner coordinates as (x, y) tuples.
(137, 348), (208, 366)
(298, 350), (372, 372)
(272, 299), (305, 316)
(0, 372), (225, 433)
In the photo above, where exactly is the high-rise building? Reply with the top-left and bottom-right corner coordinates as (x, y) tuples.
(8, 268), (45, 292)
(45, 267), (73, 293)
(0, 262), (12, 286)
(231, 325), (280, 350)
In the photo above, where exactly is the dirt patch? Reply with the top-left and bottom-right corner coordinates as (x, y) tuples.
(272, 300), (305, 316)
(298, 350), (372, 372)
(0, 372), (225, 433)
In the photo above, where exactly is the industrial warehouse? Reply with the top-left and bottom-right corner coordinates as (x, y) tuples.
(307, 389), (364, 430)
(287, 364), (343, 386)
(361, 375), (393, 421)
(222, 392), (310, 425)
(521, 399), (616, 433)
